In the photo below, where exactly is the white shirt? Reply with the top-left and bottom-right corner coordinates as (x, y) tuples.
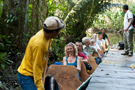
(124, 10), (133, 30)
(96, 39), (106, 47)
(90, 43), (101, 51)
(96, 39), (101, 47)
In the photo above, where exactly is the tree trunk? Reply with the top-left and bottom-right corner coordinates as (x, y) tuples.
(30, 0), (47, 35)
(1, 0), (29, 52)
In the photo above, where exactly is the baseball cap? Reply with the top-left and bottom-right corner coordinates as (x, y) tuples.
(90, 39), (95, 42)
(44, 16), (65, 30)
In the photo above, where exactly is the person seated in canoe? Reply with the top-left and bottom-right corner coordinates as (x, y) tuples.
(82, 37), (102, 65)
(97, 28), (112, 46)
(82, 37), (97, 56)
(63, 42), (81, 80)
(75, 42), (88, 57)
(89, 39), (104, 58)
(90, 33), (97, 43)
(96, 34), (108, 53)
(90, 34), (104, 54)
(75, 42), (92, 71)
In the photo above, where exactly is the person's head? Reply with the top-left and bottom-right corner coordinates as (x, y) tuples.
(75, 42), (83, 52)
(43, 16), (65, 39)
(98, 34), (103, 40)
(91, 33), (97, 41)
(90, 39), (95, 46)
(82, 37), (90, 47)
(64, 42), (78, 57)
(122, 5), (128, 13)
(102, 28), (106, 34)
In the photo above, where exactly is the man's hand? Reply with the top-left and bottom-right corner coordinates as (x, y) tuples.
(122, 28), (124, 33)
(99, 55), (102, 59)
(125, 27), (128, 31)
(109, 43), (112, 46)
(49, 49), (52, 55)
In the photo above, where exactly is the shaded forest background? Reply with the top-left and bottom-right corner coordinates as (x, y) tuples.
(0, 0), (135, 89)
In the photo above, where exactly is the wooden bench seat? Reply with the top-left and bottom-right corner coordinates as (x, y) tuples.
(87, 55), (98, 75)
(47, 65), (82, 90)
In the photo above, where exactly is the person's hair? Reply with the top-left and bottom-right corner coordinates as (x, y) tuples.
(75, 42), (83, 47)
(43, 24), (60, 33)
(98, 33), (102, 36)
(91, 33), (97, 40)
(123, 5), (128, 10)
(90, 39), (95, 43)
(82, 37), (89, 44)
(102, 28), (106, 31)
(64, 42), (78, 57)
(79, 42), (83, 47)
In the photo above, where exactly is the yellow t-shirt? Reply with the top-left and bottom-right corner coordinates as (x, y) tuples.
(18, 30), (52, 90)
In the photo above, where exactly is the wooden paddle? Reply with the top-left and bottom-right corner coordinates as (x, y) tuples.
(42, 44), (51, 86)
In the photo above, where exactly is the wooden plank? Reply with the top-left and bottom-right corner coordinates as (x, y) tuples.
(86, 49), (135, 90)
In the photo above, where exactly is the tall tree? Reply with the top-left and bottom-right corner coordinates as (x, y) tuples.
(1, 0), (29, 52)
(63, 0), (111, 42)
(30, 0), (47, 35)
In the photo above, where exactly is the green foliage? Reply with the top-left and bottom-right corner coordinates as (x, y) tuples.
(0, 0), (3, 17)
(0, 35), (14, 70)
(0, 52), (8, 69)
(50, 29), (67, 61)
(92, 3), (135, 32)
(131, 4), (135, 14)
(47, 0), (67, 18)
(0, 0), (134, 89)
(0, 34), (24, 71)
(45, 1), (68, 61)
(64, 0), (111, 42)
(27, 4), (32, 29)
(92, 7), (124, 31)
(0, 81), (9, 90)
(0, 34), (23, 89)
(51, 38), (66, 61)
(4, 15), (18, 23)
(0, 35), (16, 53)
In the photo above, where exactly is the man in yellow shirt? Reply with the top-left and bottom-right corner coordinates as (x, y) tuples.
(17, 16), (65, 90)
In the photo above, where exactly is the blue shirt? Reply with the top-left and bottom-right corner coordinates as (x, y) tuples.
(66, 56), (78, 67)
(83, 51), (88, 57)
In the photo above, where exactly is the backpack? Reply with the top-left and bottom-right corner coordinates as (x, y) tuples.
(54, 62), (63, 65)
(45, 74), (59, 90)
(127, 13), (135, 27)
(132, 14), (135, 27)
(84, 63), (92, 70)
(94, 57), (102, 65)
(118, 41), (124, 50)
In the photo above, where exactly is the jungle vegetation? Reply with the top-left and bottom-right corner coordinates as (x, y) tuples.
(0, 0), (135, 89)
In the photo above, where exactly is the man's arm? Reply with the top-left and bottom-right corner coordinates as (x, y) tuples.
(96, 31), (101, 34)
(33, 46), (45, 90)
(105, 34), (112, 46)
(125, 18), (133, 31)
(107, 38), (112, 46)
(77, 57), (81, 73)
(122, 27), (124, 32)
(63, 57), (67, 65)
(80, 53), (88, 63)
